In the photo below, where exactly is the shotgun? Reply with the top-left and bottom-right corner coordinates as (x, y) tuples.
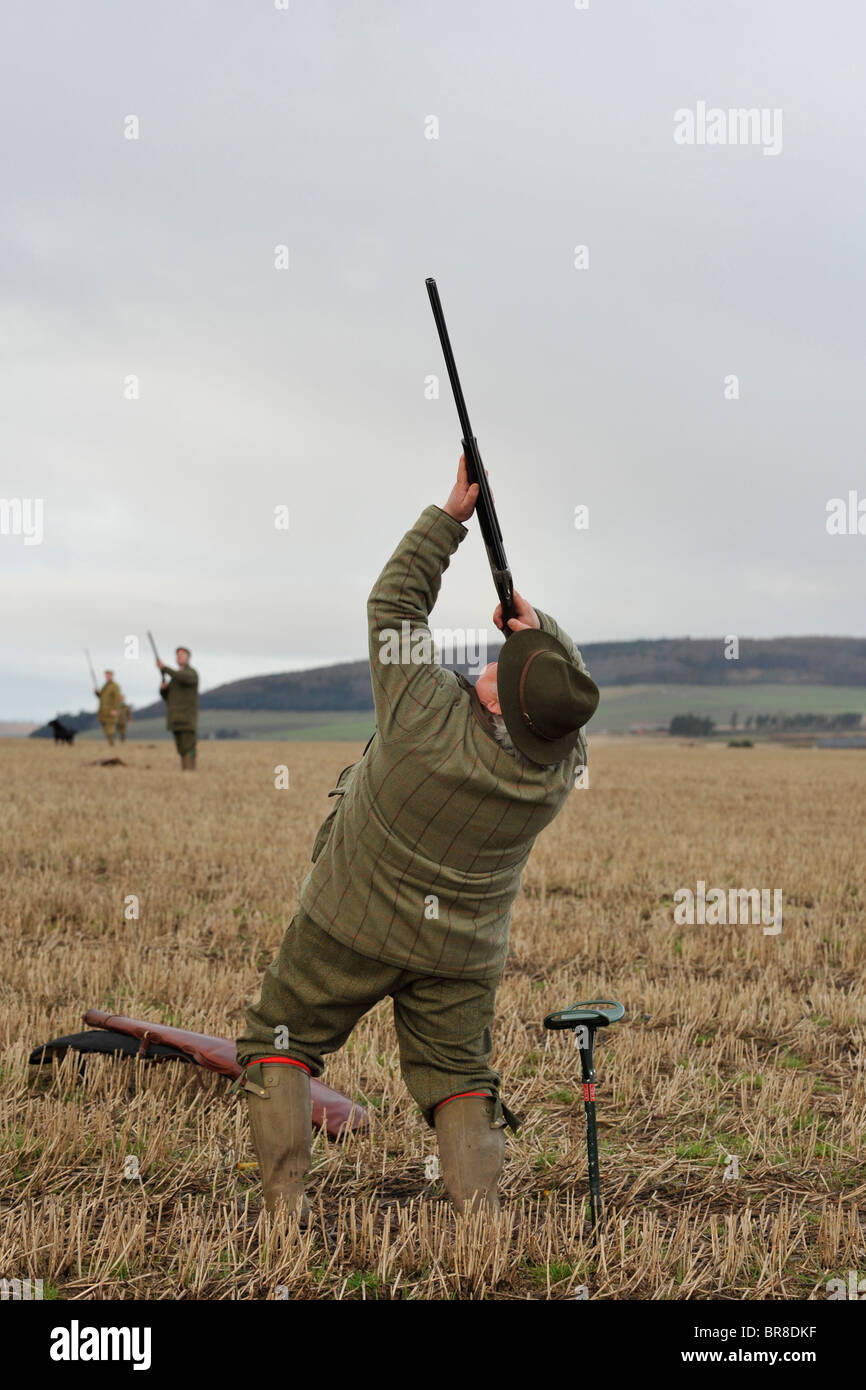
(426, 278), (515, 632)
(147, 630), (167, 696)
(85, 649), (98, 693)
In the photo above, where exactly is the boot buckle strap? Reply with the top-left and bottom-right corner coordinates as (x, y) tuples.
(228, 1069), (268, 1099)
(491, 1093), (522, 1133)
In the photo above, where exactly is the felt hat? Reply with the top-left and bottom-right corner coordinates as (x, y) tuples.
(497, 628), (600, 765)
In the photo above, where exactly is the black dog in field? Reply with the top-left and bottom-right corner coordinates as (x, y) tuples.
(48, 719), (76, 745)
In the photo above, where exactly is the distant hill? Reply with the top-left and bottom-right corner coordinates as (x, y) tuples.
(583, 636), (866, 687)
(29, 636), (866, 737)
(186, 660), (376, 714)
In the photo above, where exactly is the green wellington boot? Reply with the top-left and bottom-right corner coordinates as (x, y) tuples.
(244, 1063), (312, 1223)
(434, 1095), (505, 1214)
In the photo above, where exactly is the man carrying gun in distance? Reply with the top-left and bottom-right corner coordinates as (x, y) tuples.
(156, 646), (199, 770)
(234, 455), (599, 1223)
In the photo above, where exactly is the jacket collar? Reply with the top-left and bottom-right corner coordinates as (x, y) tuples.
(456, 671), (497, 738)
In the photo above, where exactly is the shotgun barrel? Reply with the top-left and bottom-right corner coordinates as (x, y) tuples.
(425, 278), (515, 632)
(85, 649), (98, 691)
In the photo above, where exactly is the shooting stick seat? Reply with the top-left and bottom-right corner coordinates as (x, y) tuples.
(543, 999), (625, 1031)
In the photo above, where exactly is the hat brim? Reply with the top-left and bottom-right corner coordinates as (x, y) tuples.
(497, 629), (599, 766)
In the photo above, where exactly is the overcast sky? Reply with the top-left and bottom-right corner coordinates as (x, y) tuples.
(2, 1), (865, 721)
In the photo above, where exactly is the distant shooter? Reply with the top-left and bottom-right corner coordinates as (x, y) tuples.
(116, 699), (132, 743)
(157, 648), (199, 770)
(95, 670), (122, 747)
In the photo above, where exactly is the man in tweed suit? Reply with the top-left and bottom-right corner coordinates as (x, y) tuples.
(235, 456), (599, 1220)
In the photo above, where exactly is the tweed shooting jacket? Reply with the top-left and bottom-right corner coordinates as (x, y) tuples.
(97, 681), (121, 719)
(159, 665), (199, 732)
(298, 504), (593, 979)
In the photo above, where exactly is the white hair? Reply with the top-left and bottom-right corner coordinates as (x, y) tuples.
(488, 712), (547, 768)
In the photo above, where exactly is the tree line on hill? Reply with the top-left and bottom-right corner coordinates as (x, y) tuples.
(669, 711), (863, 737)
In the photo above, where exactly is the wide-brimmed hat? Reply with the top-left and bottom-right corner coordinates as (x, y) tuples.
(497, 629), (600, 766)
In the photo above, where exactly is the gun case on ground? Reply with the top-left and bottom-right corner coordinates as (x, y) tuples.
(29, 1009), (368, 1138)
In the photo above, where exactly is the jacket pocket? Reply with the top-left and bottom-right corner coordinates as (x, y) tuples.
(328, 761), (357, 797)
(311, 806), (339, 863)
(311, 762), (358, 862)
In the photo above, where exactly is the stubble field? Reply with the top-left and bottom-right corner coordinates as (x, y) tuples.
(2, 736), (864, 1300)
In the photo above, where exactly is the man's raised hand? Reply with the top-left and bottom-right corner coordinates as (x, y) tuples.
(442, 453), (480, 523)
(493, 589), (540, 633)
